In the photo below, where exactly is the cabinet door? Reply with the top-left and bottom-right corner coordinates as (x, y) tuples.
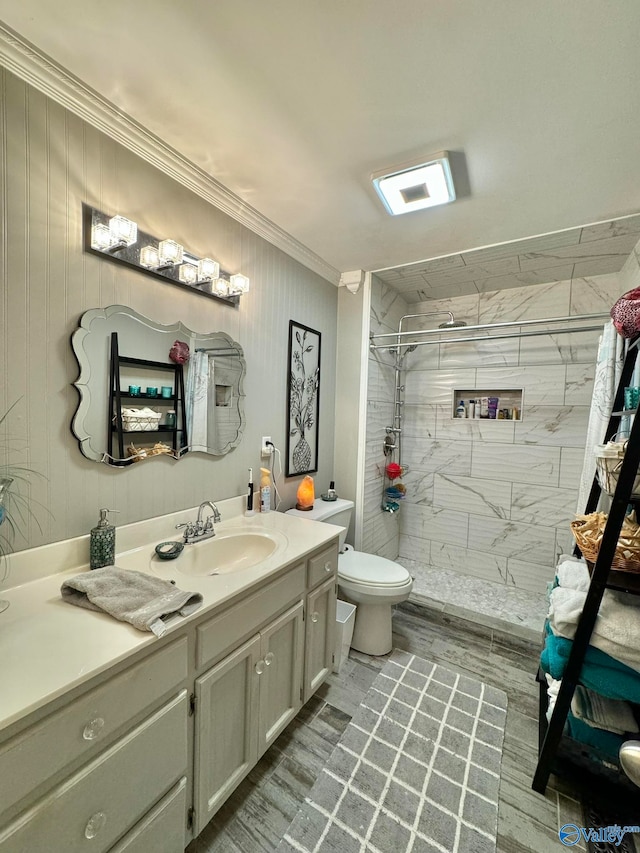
(193, 634), (261, 834)
(304, 577), (337, 703)
(257, 601), (304, 756)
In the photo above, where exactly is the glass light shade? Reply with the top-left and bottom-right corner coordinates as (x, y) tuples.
(91, 222), (113, 250)
(158, 239), (184, 266)
(178, 263), (198, 284)
(197, 258), (220, 282)
(213, 278), (230, 297)
(140, 245), (160, 268)
(372, 155), (456, 216)
(229, 273), (250, 294)
(109, 215), (137, 246)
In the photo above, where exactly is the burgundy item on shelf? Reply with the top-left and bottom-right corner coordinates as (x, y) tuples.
(611, 287), (640, 338)
(169, 340), (190, 364)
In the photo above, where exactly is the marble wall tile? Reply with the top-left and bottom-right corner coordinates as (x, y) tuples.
(558, 447), (585, 493)
(403, 368), (477, 406)
(555, 527), (577, 559)
(399, 338), (440, 370)
(572, 256), (627, 279)
(435, 405), (516, 443)
(580, 216), (640, 243)
(439, 334), (520, 368)
(506, 558), (557, 594)
(564, 363), (595, 405)
(475, 364), (566, 406)
(400, 403), (437, 439)
(398, 534), (431, 563)
(370, 275), (409, 336)
(402, 437), (472, 477)
(518, 328), (601, 365)
(400, 468), (434, 507)
(430, 542), (510, 585)
(400, 502), (470, 548)
(618, 237), (640, 292)
(409, 294), (481, 328)
(365, 400), (395, 439)
(471, 443), (561, 486)
(433, 473), (513, 519)
(376, 535), (401, 562)
(474, 266), (576, 293)
(514, 405), (589, 448)
(519, 234), (638, 271)
(468, 516), (557, 564)
(362, 510), (399, 556)
(423, 256), (520, 289)
(478, 280), (571, 324)
(367, 352), (397, 403)
(510, 484), (577, 528)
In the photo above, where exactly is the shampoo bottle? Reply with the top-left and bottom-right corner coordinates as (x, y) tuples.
(90, 508), (116, 569)
(260, 467), (271, 513)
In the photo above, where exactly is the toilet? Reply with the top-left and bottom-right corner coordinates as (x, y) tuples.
(286, 498), (413, 655)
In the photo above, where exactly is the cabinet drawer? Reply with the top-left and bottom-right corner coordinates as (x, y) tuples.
(307, 544), (338, 589)
(0, 637), (187, 821)
(109, 778), (187, 853)
(0, 691), (188, 853)
(197, 564), (305, 669)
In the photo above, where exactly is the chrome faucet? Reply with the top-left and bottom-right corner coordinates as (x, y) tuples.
(176, 501), (221, 544)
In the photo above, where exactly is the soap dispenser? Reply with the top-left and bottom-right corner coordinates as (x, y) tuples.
(90, 508), (116, 569)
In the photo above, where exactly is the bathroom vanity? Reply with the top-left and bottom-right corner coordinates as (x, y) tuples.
(0, 502), (338, 851)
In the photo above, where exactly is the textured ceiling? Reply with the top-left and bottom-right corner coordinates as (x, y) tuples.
(1, 1), (640, 293)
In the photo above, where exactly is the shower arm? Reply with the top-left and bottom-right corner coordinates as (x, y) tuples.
(369, 311), (608, 345)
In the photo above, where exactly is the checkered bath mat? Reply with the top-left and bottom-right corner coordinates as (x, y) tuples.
(277, 650), (507, 853)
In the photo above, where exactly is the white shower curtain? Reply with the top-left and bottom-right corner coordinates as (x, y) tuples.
(576, 321), (624, 512)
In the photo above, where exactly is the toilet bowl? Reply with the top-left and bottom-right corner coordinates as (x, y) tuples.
(285, 498), (413, 656)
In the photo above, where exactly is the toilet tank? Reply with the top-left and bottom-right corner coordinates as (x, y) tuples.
(285, 498), (354, 550)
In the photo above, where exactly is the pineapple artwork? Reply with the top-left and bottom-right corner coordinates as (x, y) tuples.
(287, 321), (321, 475)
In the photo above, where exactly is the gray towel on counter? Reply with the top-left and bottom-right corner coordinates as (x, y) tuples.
(61, 566), (203, 637)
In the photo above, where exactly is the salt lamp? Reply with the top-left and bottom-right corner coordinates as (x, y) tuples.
(296, 475), (315, 511)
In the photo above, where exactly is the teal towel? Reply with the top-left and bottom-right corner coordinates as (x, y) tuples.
(541, 624), (640, 703)
(566, 712), (625, 763)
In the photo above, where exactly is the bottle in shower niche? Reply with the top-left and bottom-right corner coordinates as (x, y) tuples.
(455, 400), (465, 418)
(468, 399), (475, 419)
(90, 508), (116, 569)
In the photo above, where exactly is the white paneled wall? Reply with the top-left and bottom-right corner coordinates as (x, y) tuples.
(364, 270), (627, 597)
(0, 68), (338, 554)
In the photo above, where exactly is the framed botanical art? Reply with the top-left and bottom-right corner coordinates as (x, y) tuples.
(286, 320), (321, 476)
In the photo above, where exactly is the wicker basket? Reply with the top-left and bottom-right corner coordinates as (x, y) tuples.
(570, 512), (640, 574)
(119, 407), (162, 432)
(594, 441), (640, 497)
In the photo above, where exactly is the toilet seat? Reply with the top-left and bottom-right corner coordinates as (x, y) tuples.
(338, 549), (411, 588)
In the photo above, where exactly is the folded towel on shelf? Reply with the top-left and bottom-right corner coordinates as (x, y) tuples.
(61, 566), (203, 637)
(571, 685), (639, 735)
(540, 625), (640, 703)
(556, 558), (590, 592)
(545, 674), (562, 722)
(548, 585), (640, 672)
(566, 711), (626, 763)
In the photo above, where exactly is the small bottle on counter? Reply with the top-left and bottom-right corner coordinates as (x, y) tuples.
(90, 508), (116, 569)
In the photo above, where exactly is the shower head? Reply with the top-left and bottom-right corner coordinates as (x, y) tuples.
(438, 318), (467, 329)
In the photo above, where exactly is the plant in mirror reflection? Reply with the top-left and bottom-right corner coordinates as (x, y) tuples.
(0, 399), (51, 570)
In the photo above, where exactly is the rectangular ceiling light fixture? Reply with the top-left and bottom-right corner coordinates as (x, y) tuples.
(372, 151), (456, 216)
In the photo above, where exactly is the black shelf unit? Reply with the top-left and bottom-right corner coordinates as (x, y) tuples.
(109, 332), (188, 464)
(532, 334), (640, 803)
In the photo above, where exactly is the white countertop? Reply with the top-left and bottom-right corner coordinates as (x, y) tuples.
(0, 501), (339, 735)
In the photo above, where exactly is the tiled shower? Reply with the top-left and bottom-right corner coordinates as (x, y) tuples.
(363, 269), (629, 616)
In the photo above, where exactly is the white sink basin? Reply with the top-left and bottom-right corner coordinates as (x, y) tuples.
(117, 528), (288, 578)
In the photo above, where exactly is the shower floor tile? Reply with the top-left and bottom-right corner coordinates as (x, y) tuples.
(397, 559), (548, 642)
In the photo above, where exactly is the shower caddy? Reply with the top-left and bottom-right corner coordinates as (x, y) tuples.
(532, 334), (640, 802)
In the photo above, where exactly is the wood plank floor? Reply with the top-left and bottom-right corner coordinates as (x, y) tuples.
(187, 601), (636, 853)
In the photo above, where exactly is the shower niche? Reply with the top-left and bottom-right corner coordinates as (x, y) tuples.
(452, 388), (523, 420)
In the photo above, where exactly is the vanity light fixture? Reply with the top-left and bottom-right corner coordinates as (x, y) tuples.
(372, 151), (456, 216)
(83, 204), (250, 305)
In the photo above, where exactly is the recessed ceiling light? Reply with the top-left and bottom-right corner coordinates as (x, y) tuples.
(372, 152), (456, 216)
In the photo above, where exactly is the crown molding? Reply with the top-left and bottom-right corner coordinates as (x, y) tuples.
(0, 23), (341, 286)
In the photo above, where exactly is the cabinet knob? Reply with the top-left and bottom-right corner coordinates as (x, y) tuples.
(324, 561), (332, 572)
(84, 811), (107, 839)
(255, 660), (265, 675)
(311, 611), (319, 623)
(264, 652), (275, 666)
(82, 717), (105, 741)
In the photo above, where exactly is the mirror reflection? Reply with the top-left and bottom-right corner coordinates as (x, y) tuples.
(71, 305), (246, 465)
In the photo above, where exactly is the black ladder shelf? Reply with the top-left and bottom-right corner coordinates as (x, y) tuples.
(109, 332), (188, 464)
(532, 335), (640, 799)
